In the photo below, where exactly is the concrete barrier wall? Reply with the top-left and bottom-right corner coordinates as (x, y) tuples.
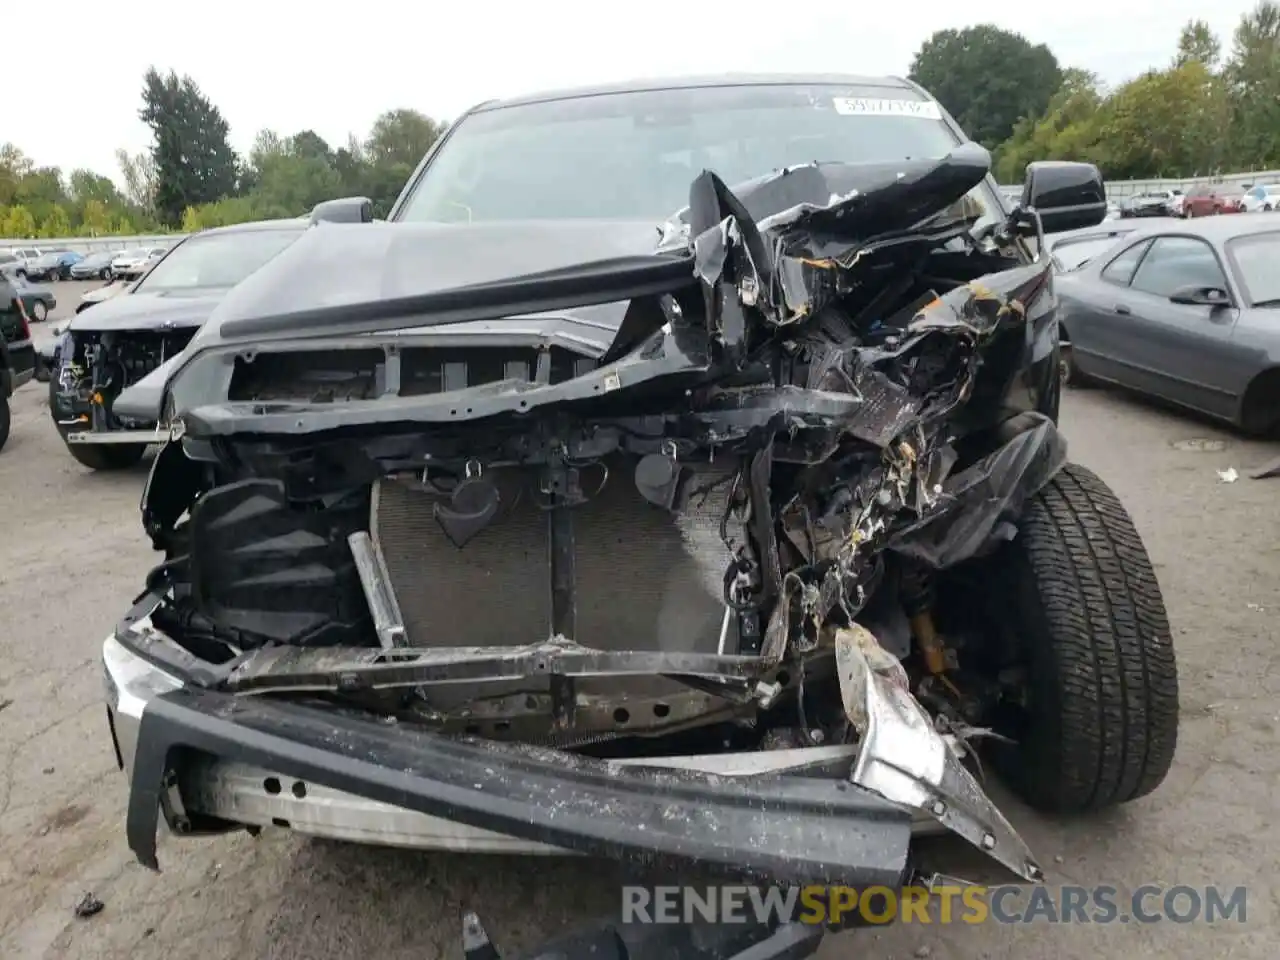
(1002, 169), (1280, 199)
(0, 234), (184, 255)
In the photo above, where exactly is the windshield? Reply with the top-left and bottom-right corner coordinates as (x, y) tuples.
(1052, 234), (1128, 271)
(1228, 231), (1280, 306)
(133, 227), (304, 293)
(116, 249), (146, 259)
(396, 83), (999, 227)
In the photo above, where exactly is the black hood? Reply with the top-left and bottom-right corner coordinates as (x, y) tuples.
(180, 218), (664, 356)
(69, 288), (226, 333)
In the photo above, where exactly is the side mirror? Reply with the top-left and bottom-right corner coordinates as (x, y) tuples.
(1020, 161), (1107, 233)
(1170, 285), (1231, 307)
(310, 197), (373, 224)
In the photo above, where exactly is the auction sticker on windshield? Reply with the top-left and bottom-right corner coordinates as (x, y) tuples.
(832, 97), (943, 119)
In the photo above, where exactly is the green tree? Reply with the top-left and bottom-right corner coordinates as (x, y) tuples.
(80, 199), (112, 235)
(1091, 62), (1228, 178)
(995, 69), (1105, 182)
(333, 135), (372, 197)
(68, 169), (123, 207)
(291, 130), (334, 164)
(139, 67), (240, 225)
(12, 167), (68, 226)
(1, 205), (37, 238)
(0, 144), (34, 206)
(115, 148), (157, 210)
(365, 109), (445, 168)
(909, 25), (1063, 149)
(1175, 19), (1222, 69)
(362, 109), (446, 215)
(242, 129), (342, 216)
(181, 195), (263, 230)
(40, 205), (72, 238)
(1222, 1), (1280, 168)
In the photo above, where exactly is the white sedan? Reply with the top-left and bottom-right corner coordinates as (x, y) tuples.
(109, 246), (168, 277)
(1241, 183), (1280, 212)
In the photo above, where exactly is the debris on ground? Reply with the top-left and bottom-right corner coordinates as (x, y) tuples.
(0, 697), (11, 713)
(1217, 467), (1239, 483)
(73, 893), (104, 919)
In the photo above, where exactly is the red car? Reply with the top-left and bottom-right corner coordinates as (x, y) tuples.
(1182, 182), (1246, 217)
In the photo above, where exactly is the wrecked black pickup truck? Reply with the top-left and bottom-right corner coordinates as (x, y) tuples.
(101, 76), (1179, 959)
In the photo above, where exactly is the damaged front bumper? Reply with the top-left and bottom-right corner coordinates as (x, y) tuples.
(104, 617), (1040, 885)
(106, 634), (913, 882)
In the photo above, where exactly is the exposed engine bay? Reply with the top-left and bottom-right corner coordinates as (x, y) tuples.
(54, 328), (196, 431)
(131, 146), (1069, 881)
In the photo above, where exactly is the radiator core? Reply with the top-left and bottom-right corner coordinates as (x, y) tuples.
(372, 459), (738, 652)
(370, 457), (741, 729)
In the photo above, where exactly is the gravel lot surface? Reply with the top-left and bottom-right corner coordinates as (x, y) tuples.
(0, 280), (1276, 959)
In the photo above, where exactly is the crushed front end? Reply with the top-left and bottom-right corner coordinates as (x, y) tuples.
(51, 326), (194, 446)
(106, 145), (1067, 914)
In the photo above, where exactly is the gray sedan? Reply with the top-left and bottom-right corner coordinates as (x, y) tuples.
(1056, 216), (1280, 434)
(1046, 218), (1182, 272)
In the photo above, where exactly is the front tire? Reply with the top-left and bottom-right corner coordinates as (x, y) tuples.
(988, 463), (1179, 814)
(0, 396), (10, 452)
(30, 301), (47, 323)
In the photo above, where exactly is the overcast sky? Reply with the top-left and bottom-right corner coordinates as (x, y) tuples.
(10, 0), (1260, 186)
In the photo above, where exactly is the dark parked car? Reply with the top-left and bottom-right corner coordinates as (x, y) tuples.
(24, 250), (84, 282)
(1057, 216), (1280, 434)
(0, 252), (23, 281)
(69, 251), (117, 281)
(7, 276), (56, 323)
(46, 218), (308, 470)
(0, 277), (37, 451)
(101, 76), (1180, 959)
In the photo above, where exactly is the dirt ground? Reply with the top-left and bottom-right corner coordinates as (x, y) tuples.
(0, 281), (1276, 959)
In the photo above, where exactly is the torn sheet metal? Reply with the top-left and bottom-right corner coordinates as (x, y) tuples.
(685, 145), (994, 327)
(835, 624), (1043, 883)
(886, 413), (1067, 569)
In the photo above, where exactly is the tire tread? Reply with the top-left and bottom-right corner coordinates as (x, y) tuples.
(1009, 462), (1178, 812)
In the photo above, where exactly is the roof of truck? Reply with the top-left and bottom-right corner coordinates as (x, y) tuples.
(474, 73), (919, 112)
